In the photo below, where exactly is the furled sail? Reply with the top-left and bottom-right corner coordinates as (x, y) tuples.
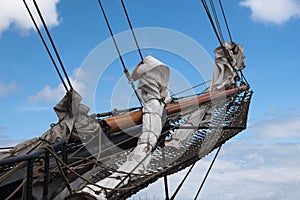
(166, 41), (246, 150)
(81, 55), (171, 198)
(0, 90), (101, 160)
(210, 42), (246, 90)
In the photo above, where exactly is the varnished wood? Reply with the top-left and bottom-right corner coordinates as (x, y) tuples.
(103, 85), (249, 133)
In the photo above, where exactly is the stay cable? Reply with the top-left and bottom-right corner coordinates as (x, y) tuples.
(22, 0), (68, 91)
(32, 0), (73, 91)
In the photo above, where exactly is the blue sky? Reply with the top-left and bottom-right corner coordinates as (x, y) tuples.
(0, 0), (300, 199)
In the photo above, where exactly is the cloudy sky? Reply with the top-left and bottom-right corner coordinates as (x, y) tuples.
(0, 0), (300, 199)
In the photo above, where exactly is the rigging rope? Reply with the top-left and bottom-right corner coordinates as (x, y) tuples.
(96, 0), (143, 107)
(170, 162), (196, 200)
(162, 148), (170, 200)
(120, 0), (144, 62)
(97, 0), (126, 71)
(32, 0), (73, 91)
(201, 0), (242, 81)
(193, 144), (222, 200)
(218, 0), (233, 42)
(201, 0), (224, 47)
(171, 80), (211, 98)
(23, 0), (68, 91)
(106, 126), (175, 198)
(240, 71), (249, 85)
(209, 0), (224, 44)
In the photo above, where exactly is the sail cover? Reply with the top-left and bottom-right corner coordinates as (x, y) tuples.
(210, 42), (246, 90)
(0, 90), (102, 159)
(133, 55), (171, 151)
(81, 55), (171, 198)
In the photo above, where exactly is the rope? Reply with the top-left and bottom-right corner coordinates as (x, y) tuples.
(218, 0), (233, 42)
(193, 144), (222, 200)
(96, 0), (125, 71)
(240, 71), (249, 85)
(201, 0), (241, 81)
(38, 139), (73, 195)
(105, 98), (232, 195)
(201, 0), (223, 47)
(44, 144), (141, 192)
(0, 147), (13, 150)
(39, 90), (250, 198)
(73, 91), (251, 197)
(52, 148), (73, 195)
(104, 109), (207, 194)
(108, 88), (251, 194)
(32, 0), (73, 91)
(120, 0), (144, 62)
(42, 146), (109, 191)
(0, 88), (251, 199)
(106, 126), (174, 198)
(22, 0), (68, 91)
(170, 162), (196, 200)
(171, 86), (228, 102)
(171, 80), (211, 98)
(162, 148), (170, 200)
(96, 0), (143, 107)
(209, 0), (224, 44)
(4, 175), (26, 200)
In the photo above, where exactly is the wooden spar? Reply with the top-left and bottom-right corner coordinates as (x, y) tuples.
(103, 85), (249, 133)
(166, 84), (249, 114)
(103, 109), (143, 133)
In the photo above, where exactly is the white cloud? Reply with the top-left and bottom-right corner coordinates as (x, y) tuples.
(19, 105), (49, 112)
(130, 142), (300, 200)
(29, 84), (65, 102)
(240, 0), (300, 24)
(249, 115), (300, 140)
(0, 81), (19, 98)
(0, 0), (60, 36)
(29, 69), (86, 102)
